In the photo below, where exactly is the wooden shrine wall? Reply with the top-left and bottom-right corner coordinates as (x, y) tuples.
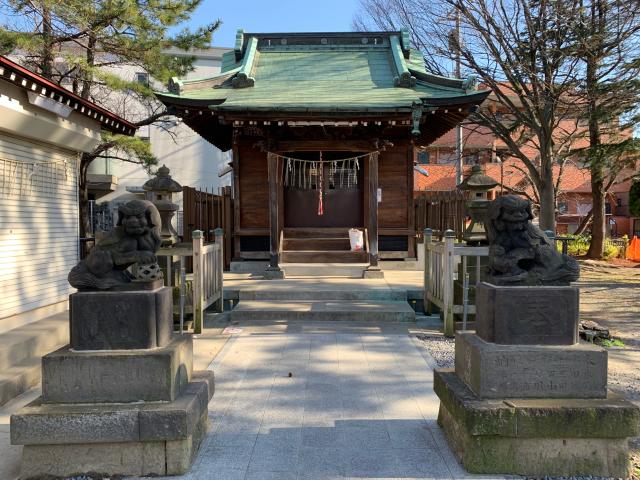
(238, 142), (268, 230)
(234, 136), (414, 257)
(378, 142), (411, 230)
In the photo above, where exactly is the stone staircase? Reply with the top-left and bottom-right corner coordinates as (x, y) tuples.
(280, 228), (368, 264)
(0, 313), (68, 406)
(230, 287), (416, 322)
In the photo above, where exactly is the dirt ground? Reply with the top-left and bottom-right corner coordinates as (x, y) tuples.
(574, 260), (640, 478)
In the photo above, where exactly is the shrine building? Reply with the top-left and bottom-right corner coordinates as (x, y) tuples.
(156, 29), (489, 277)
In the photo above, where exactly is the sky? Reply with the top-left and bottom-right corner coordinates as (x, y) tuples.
(182, 0), (362, 48)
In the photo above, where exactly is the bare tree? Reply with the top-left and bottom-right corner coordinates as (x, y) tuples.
(571, 0), (640, 257)
(356, 0), (589, 231)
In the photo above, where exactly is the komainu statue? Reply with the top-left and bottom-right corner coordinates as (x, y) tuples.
(485, 195), (579, 286)
(69, 200), (163, 290)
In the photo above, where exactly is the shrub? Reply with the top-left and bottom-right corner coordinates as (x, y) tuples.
(557, 234), (590, 256)
(603, 243), (619, 259)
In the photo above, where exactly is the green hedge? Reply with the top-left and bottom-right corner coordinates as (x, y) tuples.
(557, 234), (621, 259)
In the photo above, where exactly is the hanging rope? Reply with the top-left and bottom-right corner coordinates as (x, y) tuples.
(271, 150), (376, 191)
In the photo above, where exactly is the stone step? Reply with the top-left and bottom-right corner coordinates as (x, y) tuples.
(280, 263), (369, 277)
(0, 357), (41, 406)
(282, 237), (351, 251)
(0, 314), (68, 370)
(280, 250), (368, 263)
(230, 300), (416, 322)
(237, 289), (407, 301)
(283, 227), (351, 238)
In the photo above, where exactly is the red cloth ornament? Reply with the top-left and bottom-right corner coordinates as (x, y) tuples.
(318, 152), (324, 216)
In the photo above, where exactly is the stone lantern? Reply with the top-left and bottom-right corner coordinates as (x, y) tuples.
(458, 164), (498, 245)
(143, 164), (182, 246)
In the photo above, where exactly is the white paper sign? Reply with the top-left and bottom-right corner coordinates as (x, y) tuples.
(377, 188), (382, 203)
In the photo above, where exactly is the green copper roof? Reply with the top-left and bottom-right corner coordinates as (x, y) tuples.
(158, 30), (487, 113)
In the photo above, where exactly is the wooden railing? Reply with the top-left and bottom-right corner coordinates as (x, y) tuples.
(415, 190), (467, 242)
(423, 228), (488, 337)
(157, 229), (224, 334)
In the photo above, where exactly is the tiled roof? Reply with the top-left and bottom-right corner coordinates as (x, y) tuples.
(156, 30), (489, 112)
(414, 161), (602, 195)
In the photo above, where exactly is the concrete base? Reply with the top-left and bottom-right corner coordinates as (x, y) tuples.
(42, 336), (193, 403)
(434, 369), (639, 478)
(362, 266), (385, 279)
(455, 332), (607, 399)
(263, 266), (286, 279)
(11, 371), (214, 478)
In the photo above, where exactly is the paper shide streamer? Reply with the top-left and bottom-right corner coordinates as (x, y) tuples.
(271, 151), (376, 216)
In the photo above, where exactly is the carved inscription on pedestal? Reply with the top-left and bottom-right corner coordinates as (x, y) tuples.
(455, 332), (607, 399)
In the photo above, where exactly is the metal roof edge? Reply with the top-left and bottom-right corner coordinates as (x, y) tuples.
(421, 89), (491, 106)
(0, 55), (137, 135)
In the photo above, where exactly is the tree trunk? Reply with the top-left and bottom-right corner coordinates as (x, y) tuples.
(538, 171), (556, 232)
(574, 209), (593, 235)
(584, 0), (605, 259)
(40, 3), (54, 79)
(587, 177), (606, 258)
(78, 154), (92, 238)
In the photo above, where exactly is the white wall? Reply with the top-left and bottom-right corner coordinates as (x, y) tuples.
(90, 47), (233, 209)
(0, 78), (104, 326)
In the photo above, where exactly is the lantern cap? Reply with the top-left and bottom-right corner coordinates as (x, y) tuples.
(143, 164), (182, 192)
(458, 164), (498, 191)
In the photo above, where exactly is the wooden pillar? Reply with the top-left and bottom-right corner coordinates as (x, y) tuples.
(364, 152), (383, 278)
(231, 130), (241, 261)
(266, 153), (285, 278)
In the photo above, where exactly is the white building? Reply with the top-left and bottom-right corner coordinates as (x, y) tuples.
(87, 47), (233, 230)
(0, 55), (136, 332)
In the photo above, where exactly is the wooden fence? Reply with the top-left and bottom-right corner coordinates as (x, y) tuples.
(423, 228), (488, 337)
(414, 190), (467, 242)
(157, 229), (224, 334)
(182, 185), (233, 269)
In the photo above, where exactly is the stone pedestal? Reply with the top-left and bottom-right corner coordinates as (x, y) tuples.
(70, 286), (173, 350)
(11, 287), (213, 478)
(433, 282), (640, 477)
(42, 336), (193, 403)
(434, 370), (638, 478)
(475, 282), (579, 345)
(455, 332), (607, 399)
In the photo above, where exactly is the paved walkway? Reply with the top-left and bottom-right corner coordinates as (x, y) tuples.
(186, 322), (504, 480)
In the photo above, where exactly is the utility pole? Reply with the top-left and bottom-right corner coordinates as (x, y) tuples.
(454, 8), (463, 186)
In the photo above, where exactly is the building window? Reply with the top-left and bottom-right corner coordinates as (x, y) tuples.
(417, 151), (430, 164)
(136, 72), (149, 86)
(605, 202), (612, 214)
(438, 152), (456, 164)
(557, 202), (568, 214)
(463, 153), (479, 165)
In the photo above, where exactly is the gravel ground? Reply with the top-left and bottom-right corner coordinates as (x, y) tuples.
(415, 332), (455, 368)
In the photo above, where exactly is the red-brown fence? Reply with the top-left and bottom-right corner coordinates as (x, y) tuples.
(414, 190), (467, 241)
(182, 186), (233, 269)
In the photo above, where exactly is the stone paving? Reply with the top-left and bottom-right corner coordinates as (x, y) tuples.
(182, 323), (506, 480)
